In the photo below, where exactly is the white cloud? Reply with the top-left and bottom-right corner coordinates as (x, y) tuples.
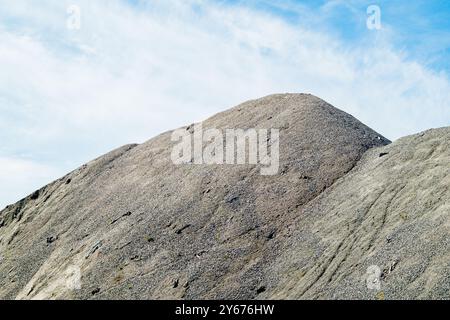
(0, 157), (61, 209)
(0, 0), (449, 207)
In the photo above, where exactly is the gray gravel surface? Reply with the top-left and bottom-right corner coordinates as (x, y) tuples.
(1, 94), (446, 300)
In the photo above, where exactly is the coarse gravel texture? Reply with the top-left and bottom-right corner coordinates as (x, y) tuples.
(269, 126), (450, 299)
(0, 93), (448, 300)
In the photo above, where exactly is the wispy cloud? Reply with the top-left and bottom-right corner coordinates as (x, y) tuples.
(0, 0), (449, 208)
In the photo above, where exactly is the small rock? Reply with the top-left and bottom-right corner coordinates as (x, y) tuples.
(86, 241), (102, 259)
(46, 236), (57, 244)
(195, 250), (207, 259)
(376, 291), (385, 300)
(175, 224), (191, 235)
(30, 190), (40, 200)
(256, 286), (266, 294)
(91, 288), (100, 295)
(131, 255), (141, 261)
(267, 231), (276, 240)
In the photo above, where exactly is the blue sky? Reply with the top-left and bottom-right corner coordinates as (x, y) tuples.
(231, 0), (450, 70)
(0, 0), (450, 209)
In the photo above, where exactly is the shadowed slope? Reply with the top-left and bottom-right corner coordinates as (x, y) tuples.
(270, 127), (450, 299)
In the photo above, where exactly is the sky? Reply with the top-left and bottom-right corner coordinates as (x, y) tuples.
(0, 0), (449, 209)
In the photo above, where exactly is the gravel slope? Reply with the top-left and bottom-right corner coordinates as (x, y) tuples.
(269, 126), (450, 299)
(1, 94), (447, 300)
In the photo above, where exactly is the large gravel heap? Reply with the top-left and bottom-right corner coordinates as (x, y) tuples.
(0, 94), (448, 299)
